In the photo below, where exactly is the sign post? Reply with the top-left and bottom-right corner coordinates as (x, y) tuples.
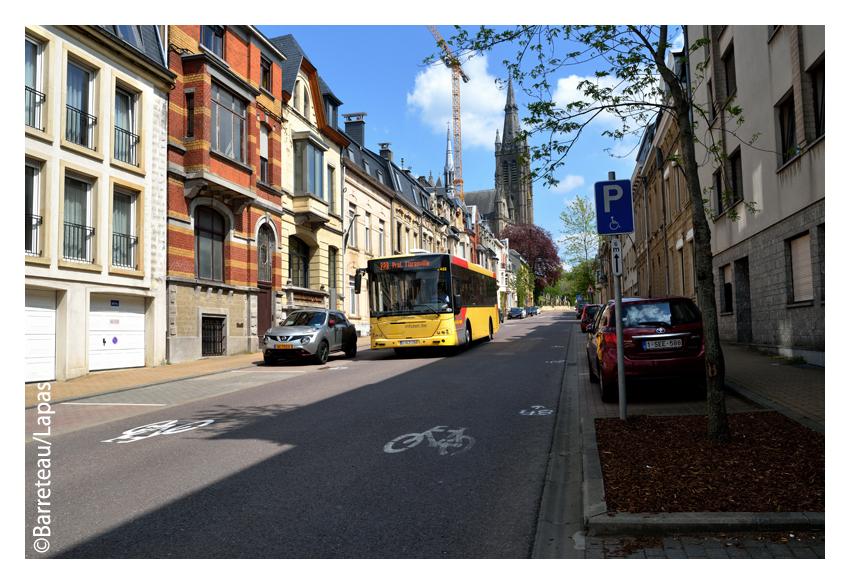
(595, 172), (634, 421)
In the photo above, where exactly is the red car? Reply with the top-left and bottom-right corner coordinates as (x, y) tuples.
(585, 296), (706, 402)
(579, 304), (601, 332)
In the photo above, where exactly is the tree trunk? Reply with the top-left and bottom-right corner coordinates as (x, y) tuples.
(655, 37), (731, 443)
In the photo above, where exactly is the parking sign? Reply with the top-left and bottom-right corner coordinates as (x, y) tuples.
(594, 179), (634, 235)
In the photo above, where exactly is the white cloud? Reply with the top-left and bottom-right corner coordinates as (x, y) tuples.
(550, 174), (585, 195)
(406, 54), (506, 149)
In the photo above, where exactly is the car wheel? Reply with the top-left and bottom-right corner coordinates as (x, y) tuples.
(315, 340), (329, 365)
(600, 377), (618, 402)
(344, 337), (357, 358)
(588, 356), (599, 383)
(264, 355), (277, 366)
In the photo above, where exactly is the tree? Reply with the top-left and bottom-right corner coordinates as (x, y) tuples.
(500, 222), (562, 299)
(560, 192), (601, 303)
(510, 264), (535, 308)
(436, 25), (762, 442)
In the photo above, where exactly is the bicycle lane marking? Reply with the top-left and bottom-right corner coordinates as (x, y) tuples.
(383, 425), (475, 456)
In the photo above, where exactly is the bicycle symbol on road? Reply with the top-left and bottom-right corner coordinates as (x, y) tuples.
(101, 419), (215, 443)
(520, 405), (553, 416)
(384, 425), (475, 456)
(609, 216), (620, 231)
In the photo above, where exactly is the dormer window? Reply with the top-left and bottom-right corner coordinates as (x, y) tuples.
(202, 26), (224, 58)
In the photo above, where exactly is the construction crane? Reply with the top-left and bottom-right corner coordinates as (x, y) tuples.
(428, 25), (469, 201)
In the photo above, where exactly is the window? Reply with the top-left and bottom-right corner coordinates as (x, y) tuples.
(185, 93), (195, 137)
(721, 264), (733, 313)
(202, 316), (225, 356)
(405, 227), (410, 253)
(511, 161), (518, 182)
(111, 26), (143, 49)
(349, 276), (358, 316)
(328, 247), (338, 291)
(779, 94), (798, 164)
(289, 236), (309, 288)
(723, 47), (736, 98)
(502, 161), (509, 185)
(396, 222), (402, 252)
(25, 161), (42, 256)
(364, 213), (371, 253)
(327, 166), (336, 213)
(364, 160), (370, 174)
(789, 234), (813, 302)
(378, 220), (385, 256)
(114, 86), (138, 166)
(195, 206), (225, 281)
(714, 170), (724, 214)
(66, 61), (96, 149)
(202, 26), (224, 58)
(294, 80), (302, 114)
(257, 224), (274, 284)
(210, 82), (246, 162)
(301, 82), (310, 118)
(25, 36), (44, 130)
(63, 174), (94, 263)
(812, 63), (824, 138)
(112, 189), (137, 269)
(729, 150), (743, 204)
(259, 125), (269, 183)
(294, 140), (324, 197)
(261, 56), (271, 92)
(348, 205), (357, 248)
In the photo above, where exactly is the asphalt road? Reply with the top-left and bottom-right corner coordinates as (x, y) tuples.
(26, 311), (576, 559)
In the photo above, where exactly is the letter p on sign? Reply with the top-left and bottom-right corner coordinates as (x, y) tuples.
(602, 185), (623, 212)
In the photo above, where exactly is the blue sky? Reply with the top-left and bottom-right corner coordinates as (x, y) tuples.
(257, 25), (683, 262)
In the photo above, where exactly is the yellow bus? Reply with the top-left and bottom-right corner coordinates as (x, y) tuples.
(355, 251), (500, 354)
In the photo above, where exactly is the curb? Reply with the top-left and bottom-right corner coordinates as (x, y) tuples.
(580, 415), (825, 536)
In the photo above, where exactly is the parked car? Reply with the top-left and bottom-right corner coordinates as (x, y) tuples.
(508, 307), (526, 319)
(575, 302), (587, 317)
(585, 296), (706, 402)
(262, 310), (358, 365)
(528, 306), (540, 316)
(579, 303), (601, 332)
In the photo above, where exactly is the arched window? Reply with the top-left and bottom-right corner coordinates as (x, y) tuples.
(257, 223), (274, 283)
(294, 80), (302, 113)
(511, 161), (518, 182)
(302, 81), (310, 118)
(502, 161), (509, 185)
(196, 206), (226, 281)
(289, 236), (309, 288)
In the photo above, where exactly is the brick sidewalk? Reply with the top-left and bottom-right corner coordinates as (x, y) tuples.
(721, 342), (825, 430)
(25, 336), (372, 407)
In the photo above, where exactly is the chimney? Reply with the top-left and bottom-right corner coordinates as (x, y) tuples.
(342, 112), (367, 147)
(379, 142), (393, 162)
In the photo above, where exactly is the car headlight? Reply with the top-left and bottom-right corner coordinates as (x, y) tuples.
(300, 335), (314, 344)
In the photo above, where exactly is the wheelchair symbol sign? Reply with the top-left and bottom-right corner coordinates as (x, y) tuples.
(594, 179), (634, 235)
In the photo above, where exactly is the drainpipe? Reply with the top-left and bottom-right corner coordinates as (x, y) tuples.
(656, 147), (670, 295)
(642, 176), (651, 297)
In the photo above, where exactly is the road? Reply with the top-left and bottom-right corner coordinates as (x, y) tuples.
(26, 311), (576, 559)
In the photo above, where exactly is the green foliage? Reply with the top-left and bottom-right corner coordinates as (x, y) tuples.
(510, 264), (535, 307)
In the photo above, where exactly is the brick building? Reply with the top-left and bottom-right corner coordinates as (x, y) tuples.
(25, 25), (174, 382)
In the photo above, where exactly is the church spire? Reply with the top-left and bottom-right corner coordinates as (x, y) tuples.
(502, 79), (521, 149)
(444, 126), (455, 197)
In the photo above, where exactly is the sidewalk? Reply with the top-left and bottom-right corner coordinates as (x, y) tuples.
(24, 336), (373, 408)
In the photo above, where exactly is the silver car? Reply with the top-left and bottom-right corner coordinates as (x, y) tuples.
(262, 310), (358, 365)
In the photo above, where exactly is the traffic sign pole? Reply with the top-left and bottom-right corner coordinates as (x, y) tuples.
(607, 172), (627, 421)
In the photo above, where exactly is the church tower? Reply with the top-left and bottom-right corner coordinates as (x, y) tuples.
(495, 79), (533, 226)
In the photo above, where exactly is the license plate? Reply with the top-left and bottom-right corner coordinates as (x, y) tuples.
(643, 339), (682, 350)
(399, 340), (417, 346)
(275, 344), (292, 350)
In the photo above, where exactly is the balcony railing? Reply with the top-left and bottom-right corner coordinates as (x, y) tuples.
(25, 86), (45, 130)
(65, 105), (97, 150)
(63, 222), (95, 263)
(26, 213), (42, 256)
(114, 126), (139, 166)
(112, 232), (138, 269)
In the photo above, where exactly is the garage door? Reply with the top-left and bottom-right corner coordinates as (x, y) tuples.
(89, 295), (145, 371)
(25, 290), (56, 383)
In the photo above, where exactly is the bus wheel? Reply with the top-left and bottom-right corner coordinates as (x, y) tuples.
(486, 319), (493, 342)
(462, 323), (472, 351)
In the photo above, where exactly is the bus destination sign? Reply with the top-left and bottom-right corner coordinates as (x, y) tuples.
(378, 259), (433, 271)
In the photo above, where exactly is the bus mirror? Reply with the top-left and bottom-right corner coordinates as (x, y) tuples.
(453, 294), (462, 315)
(354, 272), (361, 294)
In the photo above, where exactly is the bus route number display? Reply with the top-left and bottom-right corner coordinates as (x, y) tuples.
(378, 259), (433, 271)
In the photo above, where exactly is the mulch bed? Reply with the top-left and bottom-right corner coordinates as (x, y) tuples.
(595, 411), (825, 513)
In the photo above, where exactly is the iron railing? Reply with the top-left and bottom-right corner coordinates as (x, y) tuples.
(114, 126), (139, 166)
(63, 222), (95, 263)
(112, 232), (138, 269)
(202, 317), (225, 356)
(26, 213), (42, 256)
(65, 105), (97, 150)
(25, 86), (45, 130)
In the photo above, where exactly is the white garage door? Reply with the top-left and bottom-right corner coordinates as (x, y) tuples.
(25, 290), (56, 383)
(89, 295), (146, 371)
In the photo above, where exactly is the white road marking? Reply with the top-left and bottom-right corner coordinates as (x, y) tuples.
(63, 402), (166, 406)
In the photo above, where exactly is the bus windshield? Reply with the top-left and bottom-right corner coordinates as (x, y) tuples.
(368, 257), (452, 317)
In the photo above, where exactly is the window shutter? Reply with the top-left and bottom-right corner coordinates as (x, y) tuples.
(260, 126), (268, 159)
(791, 234), (813, 301)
